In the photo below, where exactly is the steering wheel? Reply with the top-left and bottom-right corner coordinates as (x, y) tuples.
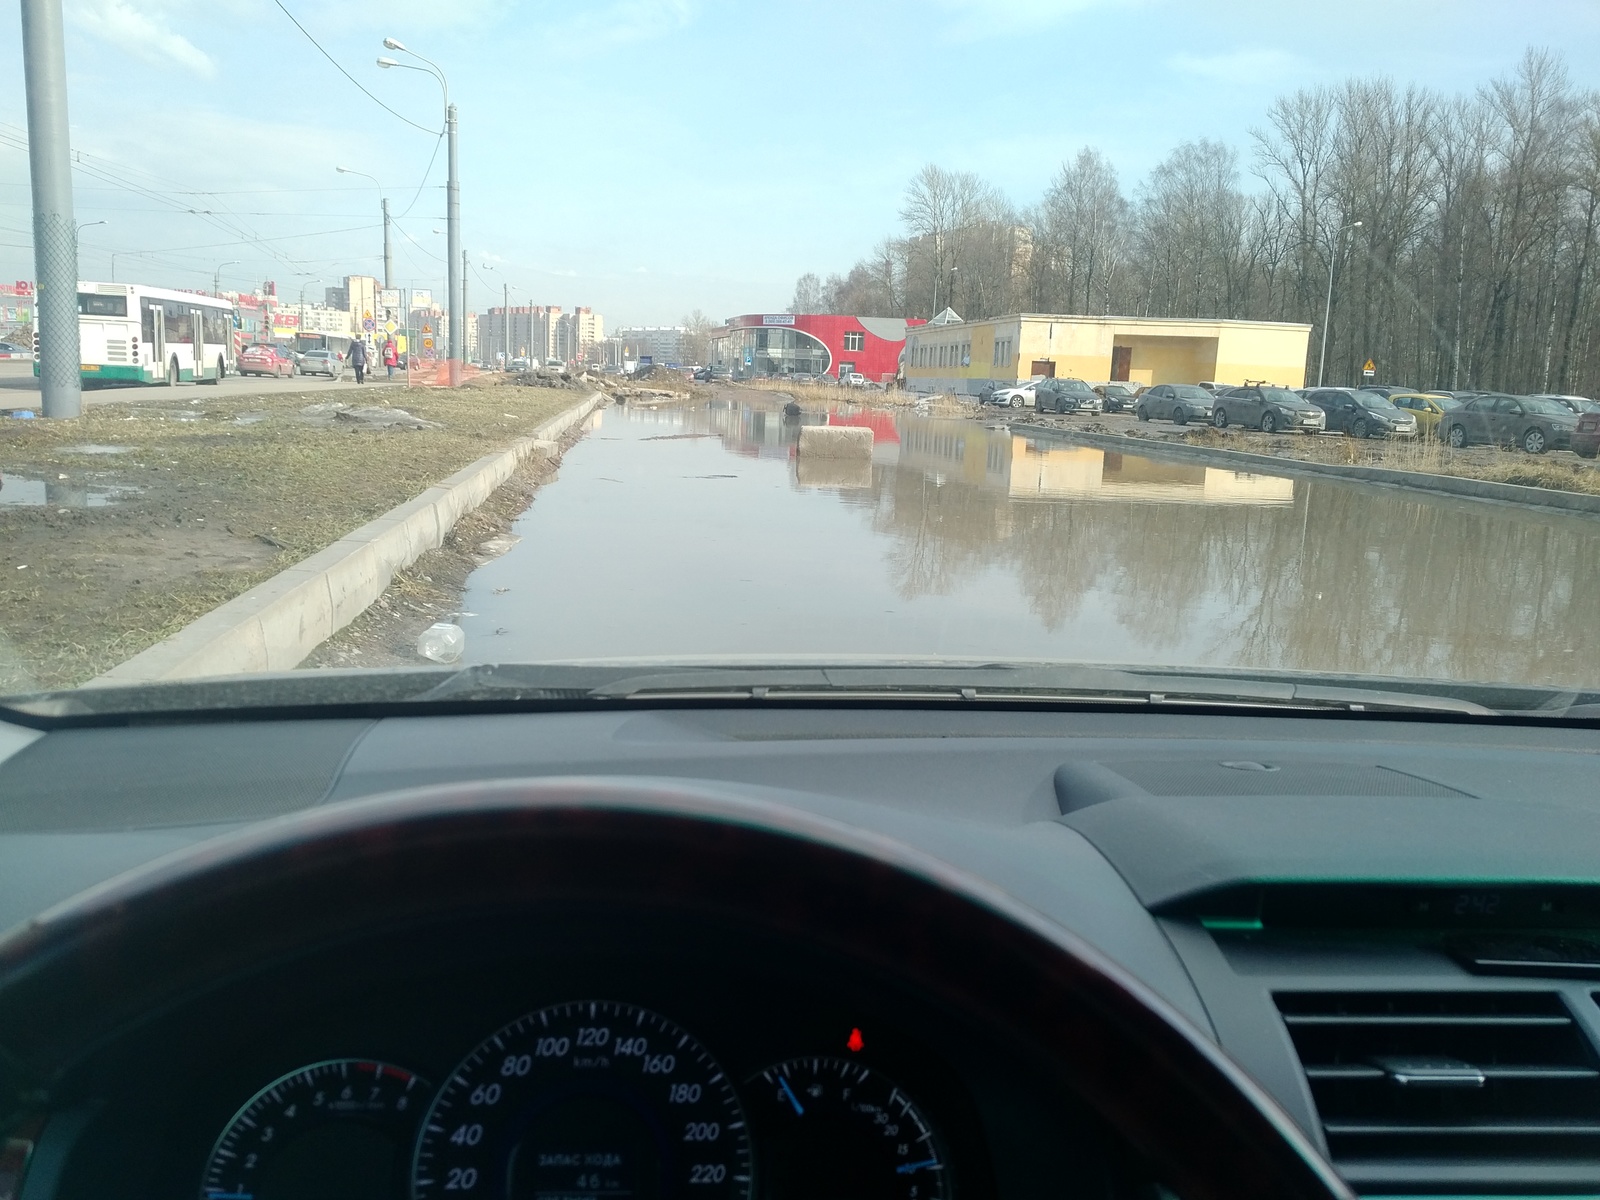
(0, 779), (1353, 1200)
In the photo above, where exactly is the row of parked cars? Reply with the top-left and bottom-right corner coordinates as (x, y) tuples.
(990, 375), (1600, 457)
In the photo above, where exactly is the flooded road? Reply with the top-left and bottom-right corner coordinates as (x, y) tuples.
(458, 396), (1600, 689)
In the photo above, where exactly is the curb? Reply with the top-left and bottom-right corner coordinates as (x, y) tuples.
(1010, 422), (1600, 516)
(89, 391), (608, 686)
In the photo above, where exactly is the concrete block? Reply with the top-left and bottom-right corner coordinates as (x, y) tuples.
(798, 425), (873, 459)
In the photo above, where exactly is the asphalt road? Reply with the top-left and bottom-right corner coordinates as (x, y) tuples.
(0, 360), (390, 407)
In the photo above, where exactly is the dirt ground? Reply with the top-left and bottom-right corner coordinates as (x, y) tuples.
(0, 375), (595, 693)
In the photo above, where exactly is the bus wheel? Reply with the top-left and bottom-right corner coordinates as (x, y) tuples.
(201, 355), (224, 386)
(168, 356), (180, 386)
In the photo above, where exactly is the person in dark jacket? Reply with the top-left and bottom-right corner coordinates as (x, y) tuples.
(347, 337), (368, 384)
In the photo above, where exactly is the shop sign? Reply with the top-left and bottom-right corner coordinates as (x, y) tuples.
(762, 314), (795, 326)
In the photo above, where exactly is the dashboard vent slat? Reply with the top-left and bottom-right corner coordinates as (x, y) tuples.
(1276, 991), (1600, 1188)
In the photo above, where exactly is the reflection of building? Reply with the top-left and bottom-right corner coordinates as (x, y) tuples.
(708, 314), (925, 383)
(1008, 438), (1295, 504)
(903, 313), (1313, 396)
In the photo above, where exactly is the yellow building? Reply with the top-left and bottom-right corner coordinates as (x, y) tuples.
(902, 313), (1312, 395)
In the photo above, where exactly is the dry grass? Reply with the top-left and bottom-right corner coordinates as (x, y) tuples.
(0, 378), (591, 690)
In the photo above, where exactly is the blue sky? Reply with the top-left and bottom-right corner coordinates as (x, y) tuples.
(3, 0), (1600, 326)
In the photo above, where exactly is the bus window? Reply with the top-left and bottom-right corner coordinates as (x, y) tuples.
(203, 310), (230, 345)
(77, 293), (128, 317)
(163, 301), (193, 344)
(142, 300), (158, 343)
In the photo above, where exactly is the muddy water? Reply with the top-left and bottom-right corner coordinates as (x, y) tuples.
(457, 398), (1600, 689)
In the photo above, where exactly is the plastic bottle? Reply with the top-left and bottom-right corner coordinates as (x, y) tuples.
(416, 622), (465, 664)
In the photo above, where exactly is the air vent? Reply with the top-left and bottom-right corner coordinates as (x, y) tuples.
(1277, 992), (1600, 1188)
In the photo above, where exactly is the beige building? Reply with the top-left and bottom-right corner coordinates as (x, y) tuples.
(903, 313), (1313, 395)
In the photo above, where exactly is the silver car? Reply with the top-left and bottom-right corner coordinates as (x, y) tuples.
(1212, 385), (1326, 433)
(297, 349), (344, 380)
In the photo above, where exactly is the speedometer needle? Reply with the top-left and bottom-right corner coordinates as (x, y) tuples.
(896, 1160), (939, 1175)
(778, 1074), (805, 1115)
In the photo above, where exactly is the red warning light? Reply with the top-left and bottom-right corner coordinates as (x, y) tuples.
(846, 1027), (865, 1053)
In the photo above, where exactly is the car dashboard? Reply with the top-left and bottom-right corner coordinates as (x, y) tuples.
(0, 704), (1598, 1200)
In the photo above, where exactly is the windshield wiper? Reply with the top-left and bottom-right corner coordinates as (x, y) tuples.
(6, 659), (1594, 726)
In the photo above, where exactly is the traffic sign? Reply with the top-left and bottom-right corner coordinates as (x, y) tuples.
(423, 337), (434, 350)
(422, 323), (433, 334)
(1362, 358), (1376, 377)
(363, 318), (376, 332)
(384, 320), (397, 336)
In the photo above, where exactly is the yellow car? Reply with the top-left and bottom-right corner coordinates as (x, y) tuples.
(1390, 392), (1462, 439)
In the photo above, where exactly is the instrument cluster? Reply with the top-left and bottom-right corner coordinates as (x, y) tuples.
(196, 999), (961, 1200)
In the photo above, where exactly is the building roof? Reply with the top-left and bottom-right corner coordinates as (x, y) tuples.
(911, 312), (1314, 333)
(926, 307), (964, 326)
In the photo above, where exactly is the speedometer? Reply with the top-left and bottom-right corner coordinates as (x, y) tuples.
(412, 1000), (752, 1200)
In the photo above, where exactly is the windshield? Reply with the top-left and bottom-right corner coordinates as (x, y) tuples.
(5, 18), (1600, 714)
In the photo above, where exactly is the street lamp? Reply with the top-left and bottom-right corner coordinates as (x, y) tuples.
(1318, 220), (1362, 387)
(336, 166), (391, 290)
(298, 277), (322, 306)
(213, 259), (240, 296)
(76, 219), (105, 236)
(379, 38), (458, 383)
(482, 262), (511, 369)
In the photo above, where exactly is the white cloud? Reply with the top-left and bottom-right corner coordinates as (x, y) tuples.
(1167, 47), (1299, 81)
(70, 0), (217, 77)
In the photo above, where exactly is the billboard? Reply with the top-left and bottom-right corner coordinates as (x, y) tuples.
(410, 289), (433, 308)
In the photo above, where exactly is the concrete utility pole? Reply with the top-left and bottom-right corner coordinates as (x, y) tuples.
(503, 282), (509, 369)
(381, 197), (393, 291)
(379, 41), (457, 382)
(1318, 220), (1362, 387)
(22, 0), (82, 418)
(461, 249), (469, 366)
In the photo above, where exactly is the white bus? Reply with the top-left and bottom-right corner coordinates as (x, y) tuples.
(41, 282), (236, 385)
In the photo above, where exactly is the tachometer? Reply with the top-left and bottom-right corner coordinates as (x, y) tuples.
(201, 1058), (431, 1200)
(747, 1057), (949, 1200)
(413, 1000), (752, 1200)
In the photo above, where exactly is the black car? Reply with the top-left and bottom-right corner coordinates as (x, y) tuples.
(1035, 378), (1100, 413)
(1094, 382), (1139, 413)
(1305, 388), (1418, 438)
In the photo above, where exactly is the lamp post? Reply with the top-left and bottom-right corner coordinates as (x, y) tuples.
(380, 39), (457, 383)
(213, 259), (239, 297)
(298, 278), (321, 306)
(1318, 220), (1362, 387)
(336, 166), (391, 290)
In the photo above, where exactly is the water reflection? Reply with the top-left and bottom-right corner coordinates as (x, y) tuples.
(458, 397), (1600, 689)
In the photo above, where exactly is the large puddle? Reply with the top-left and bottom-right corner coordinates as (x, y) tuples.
(458, 398), (1600, 689)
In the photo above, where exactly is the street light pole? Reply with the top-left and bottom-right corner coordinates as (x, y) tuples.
(213, 259), (240, 296)
(1318, 220), (1363, 387)
(380, 40), (457, 382)
(22, 0), (83, 418)
(335, 167), (390, 289)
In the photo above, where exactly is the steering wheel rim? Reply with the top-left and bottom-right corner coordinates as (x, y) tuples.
(0, 777), (1352, 1200)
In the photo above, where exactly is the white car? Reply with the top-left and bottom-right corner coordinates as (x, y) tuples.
(987, 382), (1037, 408)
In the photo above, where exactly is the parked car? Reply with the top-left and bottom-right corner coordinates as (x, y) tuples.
(987, 382), (1038, 408)
(1305, 387), (1418, 438)
(0, 341), (30, 358)
(1532, 393), (1600, 417)
(1212, 385), (1326, 433)
(1439, 393), (1577, 453)
(296, 349), (344, 379)
(1135, 383), (1215, 425)
(1196, 381), (1225, 393)
(237, 343), (295, 378)
(1573, 410), (1600, 458)
(1092, 382), (1140, 413)
(1035, 378), (1101, 413)
(1389, 392), (1461, 439)
(1355, 383), (1413, 399)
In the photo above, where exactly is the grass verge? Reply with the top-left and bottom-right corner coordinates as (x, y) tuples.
(0, 378), (591, 692)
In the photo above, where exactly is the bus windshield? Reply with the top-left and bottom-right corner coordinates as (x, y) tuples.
(76, 293), (127, 317)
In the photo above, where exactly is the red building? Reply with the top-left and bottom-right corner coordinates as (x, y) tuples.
(710, 314), (924, 383)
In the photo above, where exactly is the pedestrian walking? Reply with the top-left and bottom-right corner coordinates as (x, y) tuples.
(383, 337), (398, 380)
(347, 337), (368, 384)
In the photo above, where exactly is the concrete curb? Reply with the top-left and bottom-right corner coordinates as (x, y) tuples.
(90, 391), (608, 685)
(1010, 422), (1600, 516)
